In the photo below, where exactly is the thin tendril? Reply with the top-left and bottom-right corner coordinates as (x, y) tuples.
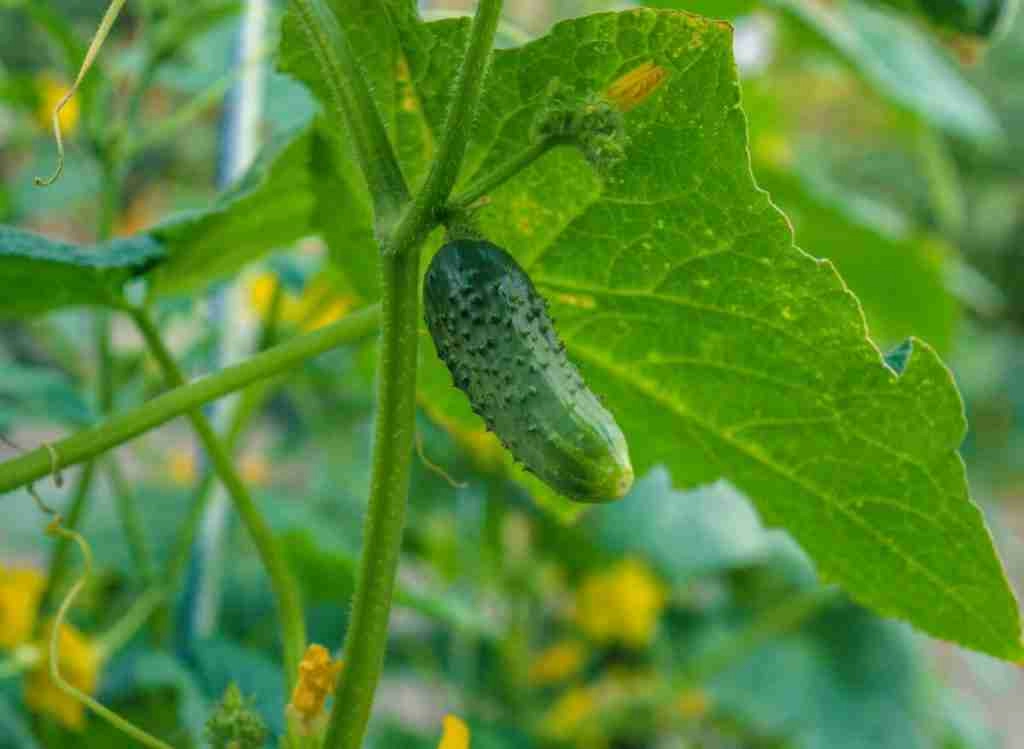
(7, 433), (175, 749)
(36, 0), (129, 187)
(416, 431), (468, 489)
(44, 522), (175, 749)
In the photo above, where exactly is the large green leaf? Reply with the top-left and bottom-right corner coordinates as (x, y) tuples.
(0, 226), (164, 318)
(415, 11), (1019, 658)
(757, 167), (960, 351)
(280, 5), (1021, 656)
(149, 125), (316, 295)
(773, 0), (1002, 143)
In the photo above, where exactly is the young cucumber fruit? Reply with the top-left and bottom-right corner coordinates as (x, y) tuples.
(424, 239), (633, 502)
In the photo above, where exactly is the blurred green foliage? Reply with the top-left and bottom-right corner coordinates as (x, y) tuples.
(1, 0), (1023, 747)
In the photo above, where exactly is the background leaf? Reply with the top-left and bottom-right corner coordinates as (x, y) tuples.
(149, 125), (316, 296)
(0, 226), (164, 318)
(772, 0), (1002, 143)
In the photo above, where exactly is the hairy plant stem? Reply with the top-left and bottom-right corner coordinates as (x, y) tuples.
(0, 305), (381, 495)
(448, 137), (560, 212)
(323, 248), (422, 749)
(322, 3), (503, 747)
(289, 0), (409, 227)
(386, 0), (504, 257)
(129, 306), (307, 687)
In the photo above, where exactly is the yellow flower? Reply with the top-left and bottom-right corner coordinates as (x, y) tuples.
(167, 449), (197, 486)
(574, 559), (665, 648)
(0, 566), (45, 649)
(24, 622), (100, 730)
(529, 639), (587, 686)
(238, 453), (271, 487)
(247, 273), (281, 317)
(541, 686), (600, 745)
(246, 273), (353, 332)
(605, 62), (669, 112)
(437, 714), (470, 749)
(287, 644), (343, 735)
(35, 74), (80, 135)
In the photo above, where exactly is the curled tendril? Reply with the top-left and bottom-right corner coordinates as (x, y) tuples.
(43, 522), (174, 749)
(3, 433), (173, 749)
(416, 431), (468, 490)
(36, 0), (129, 187)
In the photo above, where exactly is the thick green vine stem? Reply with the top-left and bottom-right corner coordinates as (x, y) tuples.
(386, 0), (505, 257)
(129, 306), (307, 689)
(0, 305), (380, 495)
(289, 0), (409, 229)
(323, 249), (422, 749)
(323, 3), (504, 748)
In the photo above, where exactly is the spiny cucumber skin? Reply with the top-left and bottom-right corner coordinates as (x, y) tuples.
(424, 239), (633, 502)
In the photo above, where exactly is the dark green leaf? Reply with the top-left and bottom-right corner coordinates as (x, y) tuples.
(0, 226), (164, 318)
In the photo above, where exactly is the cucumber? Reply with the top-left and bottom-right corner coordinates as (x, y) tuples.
(423, 239), (633, 502)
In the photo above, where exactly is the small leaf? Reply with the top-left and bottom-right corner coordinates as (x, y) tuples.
(0, 225), (164, 318)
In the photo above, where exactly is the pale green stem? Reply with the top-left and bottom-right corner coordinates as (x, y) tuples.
(0, 305), (380, 495)
(448, 137), (559, 212)
(128, 306), (307, 690)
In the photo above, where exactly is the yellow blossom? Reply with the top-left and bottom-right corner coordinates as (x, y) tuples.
(167, 449), (197, 486)
(437, 714), (470, 749)
(574, 559), (665, 648)
(246, 273), (353, 331)
(605, 62), (669, 112)
(239, 453), (271, 487)
(0, 566), (45, 649)
(248, 273), (281, 317)
(529, 639), (587, 686)
(24, 622), (100, 730)
(541, 686), (601, 745)
(35, 74), (79, 135)
(287, 644), (343, 734)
